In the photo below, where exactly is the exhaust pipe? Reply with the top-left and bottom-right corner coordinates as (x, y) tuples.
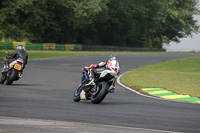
(18, 72), (22, 78)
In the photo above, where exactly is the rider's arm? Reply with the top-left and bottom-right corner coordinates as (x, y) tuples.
(96, 61), (107, 68)
(6, 51), (17, 59)
(89, 61), (107, 69)
(25, 54), (28, 64)
(84, 61), (107, 71)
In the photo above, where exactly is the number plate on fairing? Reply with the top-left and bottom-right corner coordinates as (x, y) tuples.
(14, 64), (22, 71)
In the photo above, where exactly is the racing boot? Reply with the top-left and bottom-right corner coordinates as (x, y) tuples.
(108, 85), (115, 93)
(18, 72), (23, 78)
(1, 65), (9, 73)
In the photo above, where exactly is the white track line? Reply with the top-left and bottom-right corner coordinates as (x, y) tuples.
(117, 71), (200, 105)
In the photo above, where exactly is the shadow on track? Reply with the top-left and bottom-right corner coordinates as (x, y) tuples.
(72, 100), (138, 106)
(6, 84), (42, 87)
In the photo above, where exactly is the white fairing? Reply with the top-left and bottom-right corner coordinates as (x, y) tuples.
(100, 60), (120, 78)
(9, 58), (23, 68)
(80, 90), (87, 100)
(100, 70), (116, 77)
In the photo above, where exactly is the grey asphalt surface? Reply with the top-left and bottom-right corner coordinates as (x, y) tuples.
(0, 53), (200, 133)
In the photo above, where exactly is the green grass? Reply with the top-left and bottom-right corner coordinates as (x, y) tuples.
(1, 50), (199, 62)
(27, 51), (108, 60)
(0, 50), (168, 62)
(1, 50), (199, 61)
(121, 56), (200, 97)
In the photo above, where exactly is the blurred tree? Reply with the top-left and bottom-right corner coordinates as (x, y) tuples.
(0, 0), (199, 48)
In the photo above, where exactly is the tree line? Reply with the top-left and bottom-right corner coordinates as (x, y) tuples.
(0, 0), (199, 48)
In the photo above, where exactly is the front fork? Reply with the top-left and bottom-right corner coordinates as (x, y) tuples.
(79, 83), (92, 100)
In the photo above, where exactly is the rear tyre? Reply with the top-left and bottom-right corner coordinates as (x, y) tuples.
(6, 69), (18, 85)
(91, 82), (109, 104)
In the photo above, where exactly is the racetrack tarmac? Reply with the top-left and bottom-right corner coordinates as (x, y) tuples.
(0, 53), (200, 133)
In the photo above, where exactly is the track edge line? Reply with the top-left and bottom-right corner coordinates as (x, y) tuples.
(117, 71), (200, 105)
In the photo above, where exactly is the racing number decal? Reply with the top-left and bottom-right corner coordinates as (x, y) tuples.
(106, 62), (112, 68)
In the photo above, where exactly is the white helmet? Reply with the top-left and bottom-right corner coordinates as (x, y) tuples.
(17, 45), (25, 50)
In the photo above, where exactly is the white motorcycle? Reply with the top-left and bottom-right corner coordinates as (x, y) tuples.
(0, 54), (24, 85)
(73, 60), (120, 104)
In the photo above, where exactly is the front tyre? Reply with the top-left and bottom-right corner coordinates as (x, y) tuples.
(73, 85), (82, 102)
(6, 69), (18, 85)
(91, 82), (109, 104)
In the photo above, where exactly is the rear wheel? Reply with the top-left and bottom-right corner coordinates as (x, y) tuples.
(6, 69), (18, 85)
(91, 82), (109, 104)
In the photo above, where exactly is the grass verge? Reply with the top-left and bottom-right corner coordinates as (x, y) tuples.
(120, 56), (200, 98)
(0, 50), (168, 62)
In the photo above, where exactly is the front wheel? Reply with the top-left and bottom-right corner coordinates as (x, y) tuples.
(6, 69), (18, 85)
(73, 85), (82, 102)
(91, 82), (109, 104)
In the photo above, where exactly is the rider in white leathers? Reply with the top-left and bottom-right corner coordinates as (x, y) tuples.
(83, 55), (120, 92)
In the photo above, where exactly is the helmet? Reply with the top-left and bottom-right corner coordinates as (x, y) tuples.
(109, 55), (117, 61)
(17, 45), (25, 50)
(106, 55), (120, 74)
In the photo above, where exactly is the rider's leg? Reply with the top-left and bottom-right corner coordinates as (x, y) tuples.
(1, 61), (9, 73)
(86, 69), (96, 86)
(20, 64), (26, 73)
(89, 68), (95, 78)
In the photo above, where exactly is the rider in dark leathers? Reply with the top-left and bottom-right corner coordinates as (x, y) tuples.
(2, 45), (28, 73)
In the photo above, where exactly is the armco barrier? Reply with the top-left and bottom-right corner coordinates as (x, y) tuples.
(66, 44), (75, 51)
(43, 43), (56, 50)
(13, 42), (26, 49)
(82, 45), (165, 52)
(26, 43), (43, 50)
(55, 44), (66, 51)
(74, 44), (82, 51)
(0, 42), (13, 49)
(0, 41), (165, 52)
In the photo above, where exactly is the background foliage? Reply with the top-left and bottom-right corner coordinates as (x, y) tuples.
(0, 0), (199, 48)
